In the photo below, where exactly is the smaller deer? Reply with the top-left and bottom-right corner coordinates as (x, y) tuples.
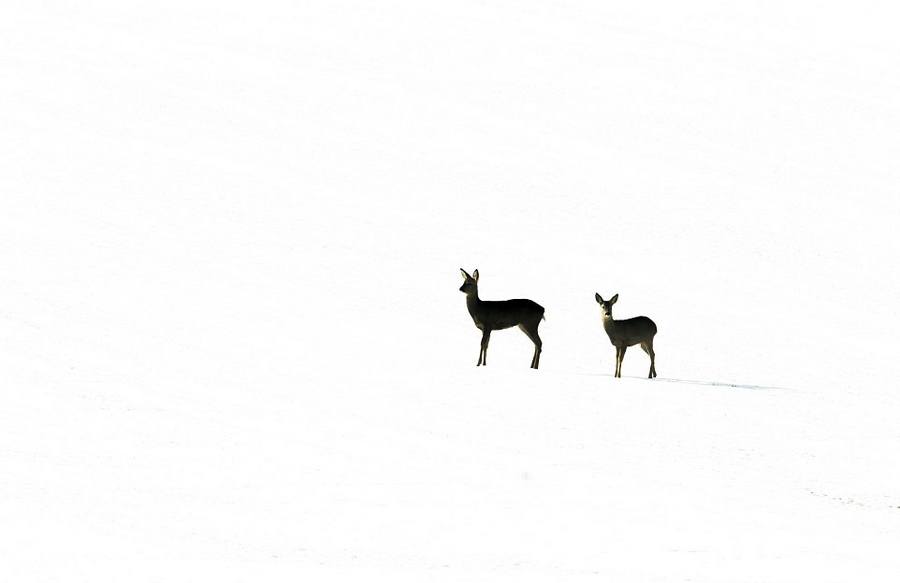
(460, 269), (545, 369)
(595, 293), (657, 378)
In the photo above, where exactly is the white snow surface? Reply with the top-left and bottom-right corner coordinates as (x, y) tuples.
(3, 1), (900, 581)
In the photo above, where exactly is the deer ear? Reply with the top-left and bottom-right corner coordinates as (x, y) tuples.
(610, 294), (618, 304)
(460, 269), (470, 279)
(595, 293), (602, 303)
(472, 269), (479, 281)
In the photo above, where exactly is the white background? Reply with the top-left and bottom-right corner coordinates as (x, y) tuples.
(2, 1), (899, 581)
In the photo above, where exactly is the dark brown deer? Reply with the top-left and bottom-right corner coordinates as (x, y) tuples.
(595, 293), (657, 378)
(459, 269), (545, 369)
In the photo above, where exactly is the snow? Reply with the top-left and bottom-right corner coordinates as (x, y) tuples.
(2, 1), (899, 581)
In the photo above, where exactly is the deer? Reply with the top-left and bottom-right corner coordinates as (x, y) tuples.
(595, 293), (657, 378)
(459, 269), (545, 369)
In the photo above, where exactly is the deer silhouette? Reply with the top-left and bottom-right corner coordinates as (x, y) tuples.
(595, 293), (657, 378)
(459, 269), (545, 369)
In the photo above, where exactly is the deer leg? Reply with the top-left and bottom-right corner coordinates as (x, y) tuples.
(518, 323), (542, 369)
(641, 341), (657, 378)
(478, 328), (491, 366)
(616, 345), (627, 378)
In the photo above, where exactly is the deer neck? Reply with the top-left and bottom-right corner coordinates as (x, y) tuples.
(465, 291), (483, 316)
(602, 315), (618, 336)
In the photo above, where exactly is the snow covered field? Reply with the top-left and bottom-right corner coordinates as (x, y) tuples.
(2, 1), (899, 581)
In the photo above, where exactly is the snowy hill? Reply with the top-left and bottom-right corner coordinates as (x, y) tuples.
(2, 1), (899, 581)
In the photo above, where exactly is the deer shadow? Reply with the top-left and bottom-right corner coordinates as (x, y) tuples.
(656, 377), (795, 391)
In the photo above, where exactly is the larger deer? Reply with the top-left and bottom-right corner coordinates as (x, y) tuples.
(595, 293), (657, 378)
(459, 269), (545, 369)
